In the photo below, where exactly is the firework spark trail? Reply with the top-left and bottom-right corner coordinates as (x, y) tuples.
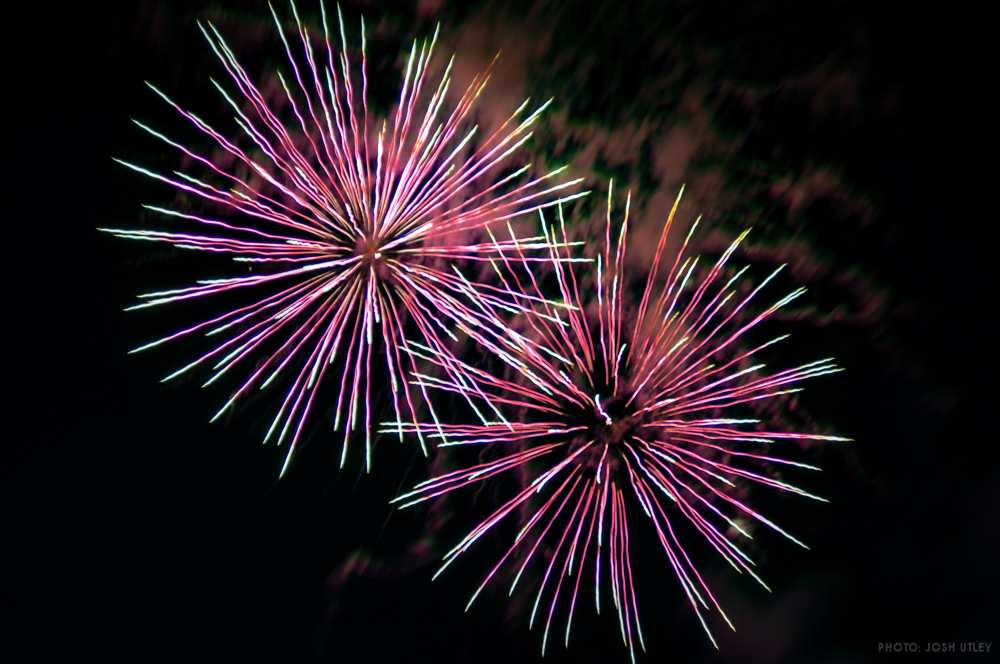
(103, 1), (587, 473)
(388, 184), (848, 660)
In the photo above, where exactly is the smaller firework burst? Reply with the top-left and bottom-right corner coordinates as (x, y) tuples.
(388, 184), (848, 660)
(102, 1), (585, 473)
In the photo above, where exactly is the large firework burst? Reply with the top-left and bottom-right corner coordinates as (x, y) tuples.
(390, 185), (848, 660)
(102, 1), (584, 473)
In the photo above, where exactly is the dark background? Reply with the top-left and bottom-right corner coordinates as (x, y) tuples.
(7, 1), (995, 662)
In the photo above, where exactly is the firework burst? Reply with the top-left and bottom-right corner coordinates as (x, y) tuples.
(102, 1), (584, 473)
(390, 184), (848, 660)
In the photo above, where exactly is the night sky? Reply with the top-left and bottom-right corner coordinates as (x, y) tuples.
(8, 1), (995, 662)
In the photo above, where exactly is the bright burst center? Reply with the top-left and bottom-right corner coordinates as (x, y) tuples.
(589, 393), (637, 447)
(354, 234), (392, 279)
(597, 416), (636, 447)
(354, 234), (383, 261)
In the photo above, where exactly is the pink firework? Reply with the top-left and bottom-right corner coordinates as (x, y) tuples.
(102, 2), (584, 473)
(390, 184), (848, 660)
